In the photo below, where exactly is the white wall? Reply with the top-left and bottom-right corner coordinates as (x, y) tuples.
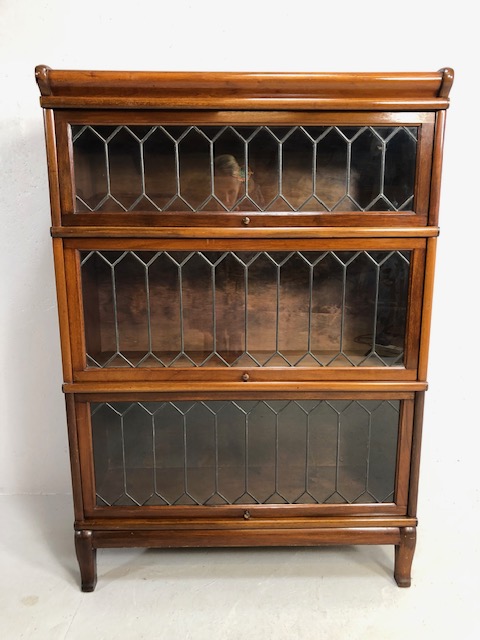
(0, 0), (477, 503)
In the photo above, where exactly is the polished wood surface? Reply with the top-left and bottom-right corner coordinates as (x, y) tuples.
(51, 225), (440, 238)
(36, 67), (452, 590)
(35, 66), (453, 110)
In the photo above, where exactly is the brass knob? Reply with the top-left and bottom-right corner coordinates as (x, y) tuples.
(243, 510), (251, 520)
(242, 216), (250, 226)
(242, 373), (250, 382)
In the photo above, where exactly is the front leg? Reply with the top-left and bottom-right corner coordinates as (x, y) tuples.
(75, 530), (97, 592)
(394, 526), (416, 587)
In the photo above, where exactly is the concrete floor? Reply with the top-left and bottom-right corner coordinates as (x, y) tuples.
(1, 494), (478, 639)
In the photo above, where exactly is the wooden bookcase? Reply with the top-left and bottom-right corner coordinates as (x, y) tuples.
(35, 65), (453, 591)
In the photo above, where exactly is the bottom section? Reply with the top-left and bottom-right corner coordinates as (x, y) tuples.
(68, 391), (422, 591)
(74, 520), (417, 592)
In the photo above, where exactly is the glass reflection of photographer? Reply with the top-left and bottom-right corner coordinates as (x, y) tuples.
(214, 155), (243, 209)
(214, 154), (264, 211)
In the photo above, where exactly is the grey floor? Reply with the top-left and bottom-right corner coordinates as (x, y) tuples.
(1, 494), (478, 640)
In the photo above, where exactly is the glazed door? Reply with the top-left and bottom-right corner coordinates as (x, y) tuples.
(64, 239), (426, 382)
(53, 110), (435, 229)
(73, 393), (414, 518)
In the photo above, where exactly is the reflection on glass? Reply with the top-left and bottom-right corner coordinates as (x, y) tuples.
(81, 250), (410, 369)
(72, 125), (418, 213)
(91, 400), (400, 507)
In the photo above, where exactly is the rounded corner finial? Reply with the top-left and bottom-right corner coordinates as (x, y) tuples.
(438, 67), (454, 99)
(35, 65), (52, 96)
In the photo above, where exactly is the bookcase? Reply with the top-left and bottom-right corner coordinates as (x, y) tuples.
(35, 65), (453, 591)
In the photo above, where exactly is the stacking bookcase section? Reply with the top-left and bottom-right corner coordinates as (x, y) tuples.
(65, 239), (426, 383)
(52, 112), (437, 230)
(36, 65), (453, 591)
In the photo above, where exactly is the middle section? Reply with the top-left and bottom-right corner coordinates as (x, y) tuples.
(65, 238), (426, 382)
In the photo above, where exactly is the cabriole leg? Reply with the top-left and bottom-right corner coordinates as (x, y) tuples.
(394, 526), (416, 587)
(75, 530), (97, 592)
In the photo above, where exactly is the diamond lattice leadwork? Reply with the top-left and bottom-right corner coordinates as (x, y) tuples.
(72, 125), (418, 213)
(81, 249), (410, 369)
(91, 399), (400, 507)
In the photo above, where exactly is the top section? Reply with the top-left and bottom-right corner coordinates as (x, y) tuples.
(37, 67), (453, 233)
(35, 66), (454, 111)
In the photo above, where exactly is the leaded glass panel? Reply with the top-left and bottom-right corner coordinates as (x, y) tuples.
(91, 400), (400, 507)
(80, 250), (410, 369)
(71, 125), (418, 213)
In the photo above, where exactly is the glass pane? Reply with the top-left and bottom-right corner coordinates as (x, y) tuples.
(71, 125), (418, 213)
(91, 400), (400, 507)
(81, 250), (410, 369)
